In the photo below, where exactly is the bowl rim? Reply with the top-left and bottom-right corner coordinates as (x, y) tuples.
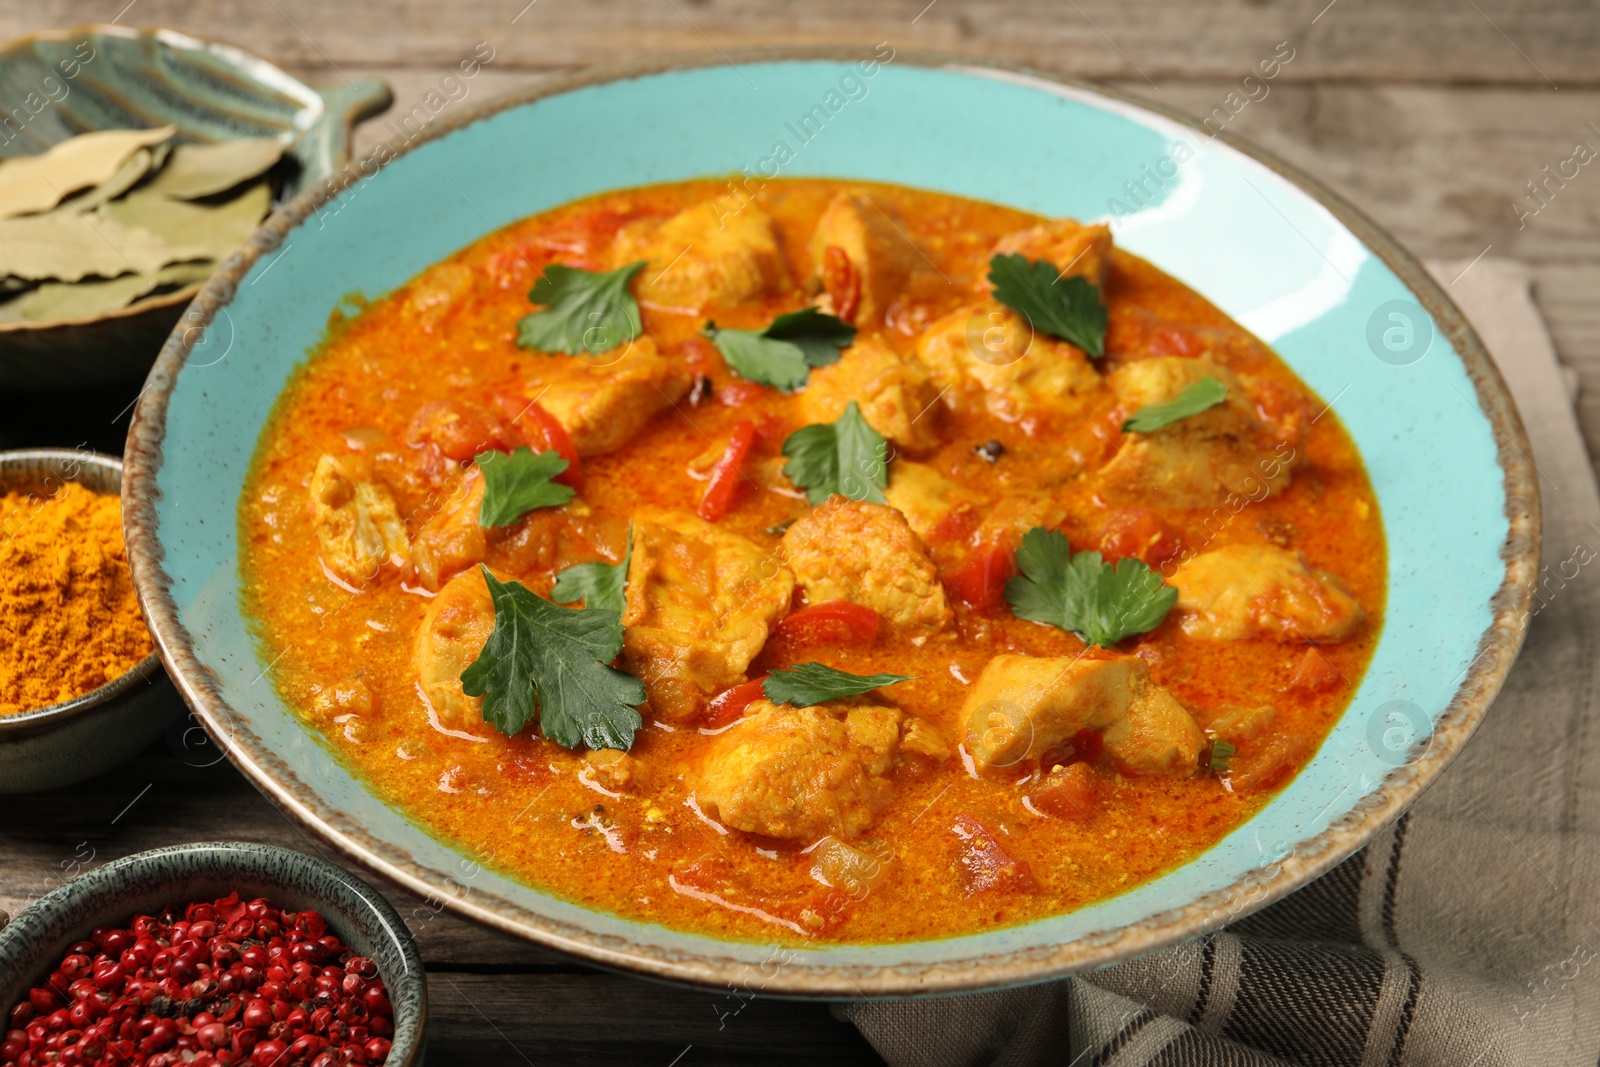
(0, 447), (165, 733)
(122, 46), (1541, 997)
(0, 840), (427, 1060)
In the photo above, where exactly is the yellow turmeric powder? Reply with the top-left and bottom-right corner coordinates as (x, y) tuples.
(0, 481), (154, 715)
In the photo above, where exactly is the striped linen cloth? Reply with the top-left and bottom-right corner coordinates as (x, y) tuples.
(837, 259), (1600, 1067)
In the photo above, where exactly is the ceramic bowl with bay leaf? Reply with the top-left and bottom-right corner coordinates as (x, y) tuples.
(0, 25), (391, 390)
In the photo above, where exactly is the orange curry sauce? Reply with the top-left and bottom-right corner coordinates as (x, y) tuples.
(240, 178), (1385, 944)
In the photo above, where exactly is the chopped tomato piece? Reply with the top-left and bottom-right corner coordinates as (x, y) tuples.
(1149, 323), (1204, 358)
(697, 419), (757, 522)
(1029, 763), (1100, 822)
(497, 396), (583, 490)
(771, 601), (882, 646)
(702, 678), (768, 729)
(752, 412), (791, 450)
(1228, 731), (1311, 794)
(408, 400), (522, 463)
(945, 544), (1017, 611)
(951, 815), (1037, 896)
(718, 380), (769, 408)
(1097, 508), (1187, 571)
(821, 245), (861, 324)
(529, 208), (632, 257)
(926, 504), (981, 545)
(1253, 379), (1310, 448)
(485, 242), (544, 289)
(1288, 647), (1343, 694)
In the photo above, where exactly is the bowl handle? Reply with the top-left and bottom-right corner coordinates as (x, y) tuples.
(295, 78), (394, 180)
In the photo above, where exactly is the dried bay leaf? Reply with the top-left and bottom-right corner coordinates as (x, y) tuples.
(0, 261), (215, 324)
(67, 146), (158, 210)
(0, 126), (176, 220)
(140, 138), (285, 199)
(98, 180), (272, 259)
(0, 208), (208, 282)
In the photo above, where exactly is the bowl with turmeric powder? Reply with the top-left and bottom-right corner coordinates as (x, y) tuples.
(0, 449), (179, 792)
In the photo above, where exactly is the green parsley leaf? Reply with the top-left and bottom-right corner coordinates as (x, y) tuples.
(988, 253), (1107, 357)
(475, 447), (575, 528)
(780, 401), (889, 505)
(515, 261), (645, 356)
(763, 662), (914, 708)
(550, 525), (632, 616)
(704, 307), (856, 391)
(1209, 739), (1237, 773)
(1122, 376), (1228, 433)
(460, 567), (646, 750)
(1004, 526), (1176, 646)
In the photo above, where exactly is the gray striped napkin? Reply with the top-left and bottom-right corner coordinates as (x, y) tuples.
(837, 259), (1600, 1067)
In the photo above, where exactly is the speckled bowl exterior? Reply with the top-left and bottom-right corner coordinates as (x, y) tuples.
(0, 449), (181, 794)
(122, 50), (1539, 996)
(0, 24), (392, 389)
(0, 842), (427, 1064)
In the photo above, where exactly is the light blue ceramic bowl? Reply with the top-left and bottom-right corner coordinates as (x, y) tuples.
(122, 51), (1538, 996)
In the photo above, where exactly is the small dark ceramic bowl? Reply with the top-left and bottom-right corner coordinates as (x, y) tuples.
(0, 449), (180, 793)
(0, 842), (428, 1064)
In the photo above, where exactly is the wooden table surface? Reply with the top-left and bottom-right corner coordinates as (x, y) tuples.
(1, 1), (1595, 1062)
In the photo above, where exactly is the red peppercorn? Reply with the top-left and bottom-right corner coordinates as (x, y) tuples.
(250, 1037), (287, 1066)
(91, 959), (124, 993)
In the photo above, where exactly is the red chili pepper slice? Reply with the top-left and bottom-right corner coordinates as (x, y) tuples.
(702, 677), (769, 728)
(771, 601), (882, 646)
(697, 419), (756, 522)
(497, 395), (583, 491)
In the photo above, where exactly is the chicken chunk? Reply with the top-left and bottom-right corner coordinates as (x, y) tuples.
(780, 497), (951, 638)
(409, 469), (486, 592)
(534, 337), (691, 455)
(613, 201), (786, 311)
(973, 492), (1067, 546)
(961, 653), (1204, 775)
(413, 567), (495, 732)
(309, 454), (409, 587)
(1098, 358), (1295, 508)
(1174, 545), (1364, 642)
(810, 193), (917, 327)
(800, 336), (942, 454)
(882, 462), (978, 542)
(695, 697), (922, 839)
(990, 218), (1113, 288)
(916, 303), (1104, 423)
(621, 509), (795, 720)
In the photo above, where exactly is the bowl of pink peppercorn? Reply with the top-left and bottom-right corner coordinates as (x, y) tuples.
(0, 842), (425, 1067)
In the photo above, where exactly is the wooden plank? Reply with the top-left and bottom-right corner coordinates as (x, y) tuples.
(424, 973), (880, 1066)
(1531, 262), (1600, 477)
(0, 743), (573, 970)
(0, 0), (1594, 86)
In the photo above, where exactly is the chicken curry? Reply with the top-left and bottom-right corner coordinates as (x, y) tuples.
(240, 178), (1384, 943)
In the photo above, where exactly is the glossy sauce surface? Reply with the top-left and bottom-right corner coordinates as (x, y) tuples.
(240, 178), (1384, 944)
